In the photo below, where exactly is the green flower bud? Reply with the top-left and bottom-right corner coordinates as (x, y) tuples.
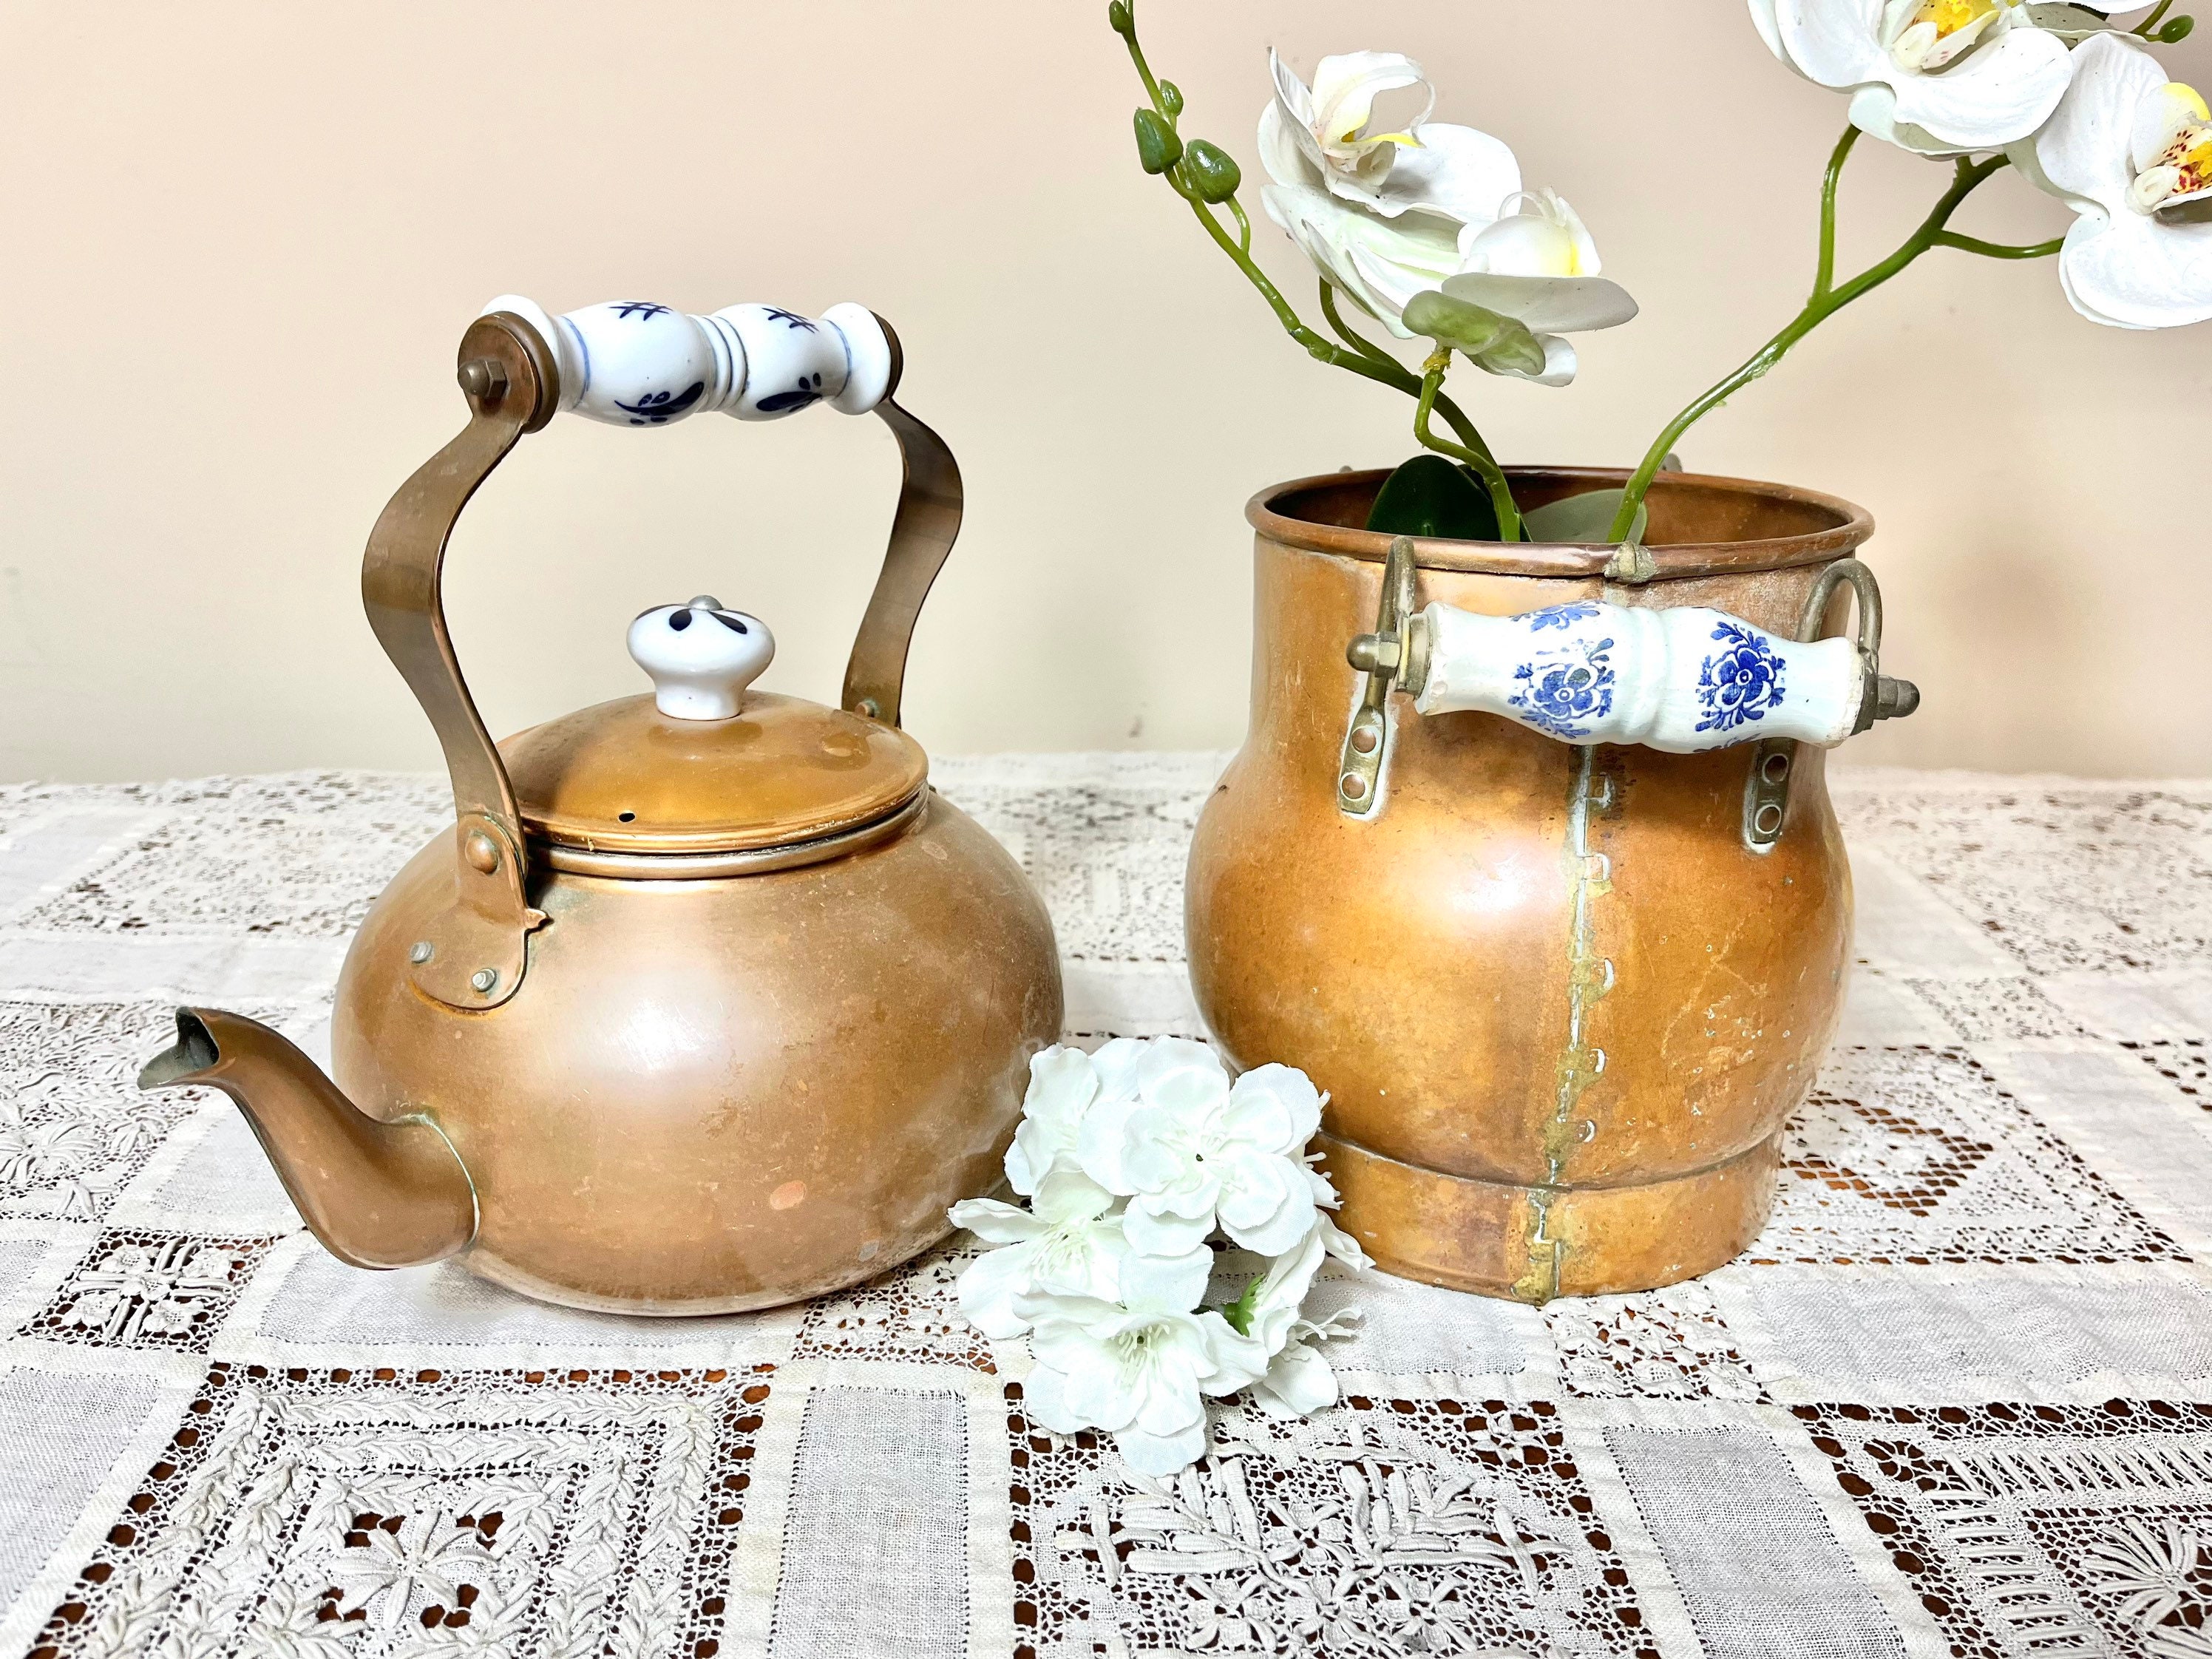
(1107, 1), (1133, 35)
(1133, 107), (1184, 174)
(2160, 13), (2194, 40)
(1159, 80), (1184, 118)
(1182, 140), (1242, 203)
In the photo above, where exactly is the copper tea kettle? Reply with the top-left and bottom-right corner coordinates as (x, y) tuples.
(138, 296), (1063, 1314)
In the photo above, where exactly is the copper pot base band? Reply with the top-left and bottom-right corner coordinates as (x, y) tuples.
(1316, 1130), (1782, 1305)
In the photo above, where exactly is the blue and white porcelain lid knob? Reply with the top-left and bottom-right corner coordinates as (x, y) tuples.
(627, 597), (775, 721)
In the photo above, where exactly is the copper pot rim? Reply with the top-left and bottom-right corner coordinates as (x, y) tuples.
(1246, 465), (1874, 580)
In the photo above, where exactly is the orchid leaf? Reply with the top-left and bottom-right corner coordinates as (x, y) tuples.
(1365, 455), (1504, 542)
(1521, 486), (1649, 546)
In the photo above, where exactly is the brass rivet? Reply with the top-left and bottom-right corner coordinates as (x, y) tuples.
(1761, 750), (1791, 784)
(1350, 725), (1380, 756)
(1755, 803), (1784, 835)
(409, 941), (433, 964)
(458, 357), (508, 401)
(464, 830), (501, 874)
(471, 968), (498, 994)
(1340, 773), (1368, 801)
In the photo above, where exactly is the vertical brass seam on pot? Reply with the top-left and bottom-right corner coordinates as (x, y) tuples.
(1521, 743), (1615, 1304)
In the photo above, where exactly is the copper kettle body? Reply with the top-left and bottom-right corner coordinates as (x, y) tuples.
(142, 298), (1062, 1314)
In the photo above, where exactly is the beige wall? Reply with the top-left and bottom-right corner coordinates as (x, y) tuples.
(2, 1), (2206, 783)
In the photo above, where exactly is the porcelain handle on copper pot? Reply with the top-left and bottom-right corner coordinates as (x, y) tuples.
(1335, 539), (1918, 819)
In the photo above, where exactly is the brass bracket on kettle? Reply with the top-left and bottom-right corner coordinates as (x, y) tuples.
(362, 313), (557, 1010)
(1338, 536), (1431, 818)
(1743, 557), (1921, 852)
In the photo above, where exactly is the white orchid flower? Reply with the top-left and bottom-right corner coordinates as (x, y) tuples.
(1017, 1283), (1269, 1476)
(1258, 50), (1523, 337)
(1754, 0), (2075, 155)
(1077, 1039), (1324, 1258)
(1262, 50), (1521, 221)
(2015, 33), (2212, 328)
(1437, 189), (1641, 386)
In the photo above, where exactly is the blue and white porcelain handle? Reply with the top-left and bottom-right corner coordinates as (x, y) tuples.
(480, 296), (896, 426)
(1411, 600), (1865, 752)
(1337, 539), (1919, 821)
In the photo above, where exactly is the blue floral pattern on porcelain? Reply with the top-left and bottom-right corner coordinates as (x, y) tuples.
(1695, 621), (1788, 733)
(1525, 601), (1600, 633)
(1508, 614), (1617, 741)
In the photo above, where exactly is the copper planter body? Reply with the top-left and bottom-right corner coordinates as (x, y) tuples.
(1186, 468), (1875, 1303)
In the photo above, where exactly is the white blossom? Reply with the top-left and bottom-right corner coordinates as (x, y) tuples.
(1018, 1284), (1269, 1475)
(1754, 0), (2075, 155)
(2013, 33), (2212, 328)
(1076, 1039), (1323, 1257)
(949, 1167), (1207, 1340)
(1256, 50), (1634, 384)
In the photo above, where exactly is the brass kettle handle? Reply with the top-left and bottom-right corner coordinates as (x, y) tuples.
(361, 301), (962, 1011)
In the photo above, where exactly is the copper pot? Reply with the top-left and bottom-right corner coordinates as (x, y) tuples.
(1186, 467), (1887, 1303)
(140, 297), (1062, 1314)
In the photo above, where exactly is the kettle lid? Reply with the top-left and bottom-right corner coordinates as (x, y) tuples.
(499, 597), (927, 858)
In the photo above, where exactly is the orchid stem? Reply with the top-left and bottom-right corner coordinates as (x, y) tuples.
(1932, 231), (2068, 259)
(2135, 0), (2175, 35)
(1814, 124), (1861, 302)
(1416, 352), (1524, 540)
(1119, 11), (1172, 122)
(1319, 281), (1400, 367)
(1114, 0), (1512, 531)
(1609, 152), (2044, 541)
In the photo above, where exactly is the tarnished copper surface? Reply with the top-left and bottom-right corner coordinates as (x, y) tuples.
(1187, 467), (1867, 1303)
(331, 794), (1059, 1314)
(503, 691), (928, 855)
(140, 1009), (477, 1271)
(1315, 1130), (1782, 1300)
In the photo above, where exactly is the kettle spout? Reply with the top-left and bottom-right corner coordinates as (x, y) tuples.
(140, 1008), (478, 1270)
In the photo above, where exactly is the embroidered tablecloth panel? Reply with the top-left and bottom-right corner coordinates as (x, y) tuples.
(0, 760), (2208, 1658)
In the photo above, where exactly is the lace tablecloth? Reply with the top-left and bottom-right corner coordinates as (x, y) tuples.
(1, 756), (2209, 1659)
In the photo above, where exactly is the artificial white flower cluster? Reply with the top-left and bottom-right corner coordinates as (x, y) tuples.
(1261, 4), (2211, 365)
(949, 1037), (1368, 1476)
(1757, 0), (2212, 329)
